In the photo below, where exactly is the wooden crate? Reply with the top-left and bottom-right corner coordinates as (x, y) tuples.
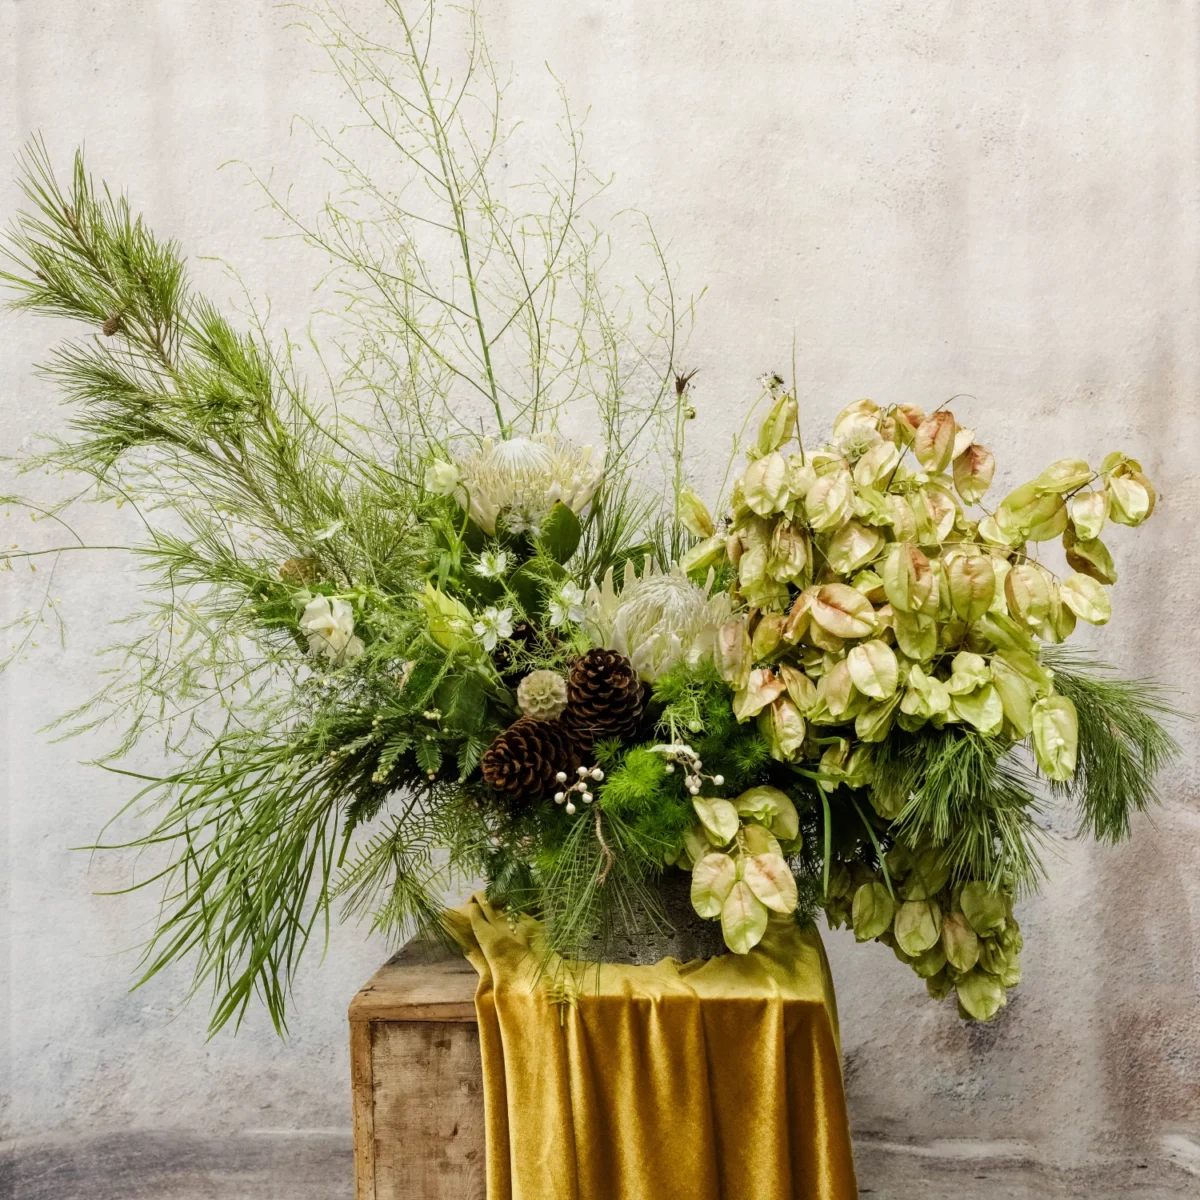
(349, 943), (486, 1200)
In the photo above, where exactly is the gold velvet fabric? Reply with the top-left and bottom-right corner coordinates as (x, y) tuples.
(451, 896), (858, 1200)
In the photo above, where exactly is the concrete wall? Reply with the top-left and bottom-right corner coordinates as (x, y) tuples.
(3, 0), (1198, 1193)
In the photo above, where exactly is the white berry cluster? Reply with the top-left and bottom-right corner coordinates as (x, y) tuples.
(648, 742), (725, 795)
(553, 764), (605, 815)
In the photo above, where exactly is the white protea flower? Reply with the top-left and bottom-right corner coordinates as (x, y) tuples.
(451, 435), (603, 535)
(300, 595), (364, 666)
(583, 560), (733, 682)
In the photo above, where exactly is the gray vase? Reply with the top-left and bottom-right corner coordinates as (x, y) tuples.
(576, 870), (727, 965)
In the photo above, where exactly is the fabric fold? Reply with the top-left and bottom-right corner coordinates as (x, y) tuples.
(450, 895), (858, 1200)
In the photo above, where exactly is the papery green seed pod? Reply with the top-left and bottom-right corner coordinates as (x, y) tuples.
(911, 943), (948, 978)
(1035, 457), (1092, 494)
(758, 694), (806, 762)
(1032, 694), (1079, 780)
(678, 487), (716, 537)
(751, 612), (785, 659)
(847, 639), (899, 699)
(895, 899), (943, 956)
(960, 882), (1007, 937)
(852, 881), (895, 942)
(892, 609), (937, 661)
(853, 439), (901, 488)
(989, 655), (1036, 736)
(942, 911), (981, 973)
(926, 969), (955, 1001)
(882, 543), (934, 613)
(951, 684), (1004, 735)
(832, 397), (881, 444)
(743, 451), (791, 516)
(1059, 572), (1112, 625)
(681, 534), (726, 574)
(977, 936), (1007, 976)
(1005, 562), (1051, 627)
(1070, 488), (1110, 540)
(715, 620), (753, 689)
(805, 469), (855, 531)
(1063, 528), (1117, 586)
(758, 393), (799, 455)
(856, 693), (901, 744)
(825, 520), (885, 574)
(769, 522), (809, 583)
(953, 442), (996, 503)
(956, 969), (1006, 1021)
(901, 848), (951, 900)
(914, 411), (957, 473)
(948, 554), (996, 620)
(810, 583), (877, 639)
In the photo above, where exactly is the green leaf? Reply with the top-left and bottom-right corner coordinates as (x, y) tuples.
(721, 880), (769, 953)
(538, 502), (582, 564)
(415, 737), (443, 778)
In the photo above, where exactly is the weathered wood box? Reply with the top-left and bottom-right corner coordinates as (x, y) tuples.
(349, 944), (486, 1200)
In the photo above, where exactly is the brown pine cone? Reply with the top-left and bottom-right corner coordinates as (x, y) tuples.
(563, 649), (644, 749)
(481, 716), (582, 807)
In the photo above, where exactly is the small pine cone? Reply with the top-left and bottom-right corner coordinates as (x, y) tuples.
(101, 313), (122, 337)
(481, 716), (581, 807)
(516, 669), (569, 721)
(563, 649), (644, 749)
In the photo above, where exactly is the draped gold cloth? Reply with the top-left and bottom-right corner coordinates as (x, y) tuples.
(451, 896), (858, 1200)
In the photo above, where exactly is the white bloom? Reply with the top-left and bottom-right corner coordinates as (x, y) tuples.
(548, 582), (586, 627)
(583, 560), (733, 682)
(450, 435), (603, 535)
(474, 549), (509, 578)
(424, 459), (461, 496)
(300, 595), (364, 666)
(472, 605), (513, 652)
(835, 419), (883, 459)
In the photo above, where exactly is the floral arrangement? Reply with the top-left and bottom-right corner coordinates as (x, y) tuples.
(2, 1), (1178, 1033)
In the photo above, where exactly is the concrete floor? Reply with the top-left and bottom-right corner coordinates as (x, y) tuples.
(3, 1133), (1198, 1199)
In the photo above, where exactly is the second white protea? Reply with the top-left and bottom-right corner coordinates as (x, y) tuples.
(583, 560), (732, 682)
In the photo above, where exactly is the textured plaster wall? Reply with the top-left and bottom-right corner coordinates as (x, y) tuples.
(2, 0), (1199, 1183)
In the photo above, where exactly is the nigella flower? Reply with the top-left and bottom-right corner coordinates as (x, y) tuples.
(299, 595), (364, 666)
(474, 549), (509, 578)
(548, 582), (585, 627)
(583, 560), (732, 682)
(449, 435), (603, 535)
(473, 605), (513, 652)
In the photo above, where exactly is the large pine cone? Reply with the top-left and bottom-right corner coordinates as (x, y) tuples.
(563, 649), (644, 749)
(481, 716), (582, 806)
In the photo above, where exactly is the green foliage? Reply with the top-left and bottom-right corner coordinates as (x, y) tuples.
(875, 729), (1046, 894)
(1042, 646), (1184, 842)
